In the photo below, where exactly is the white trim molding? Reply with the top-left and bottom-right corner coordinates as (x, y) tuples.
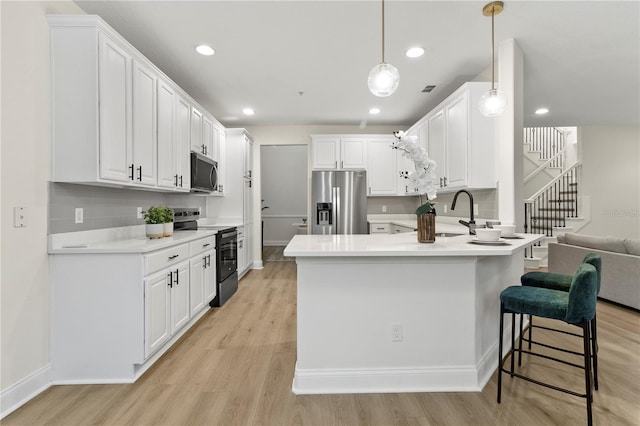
(1, 364), (52, 419)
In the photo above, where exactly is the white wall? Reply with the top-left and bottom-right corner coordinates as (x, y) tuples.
(579, 125), (640, 239)
(0, 0), (85, 415)
(261, 145), (308, 245)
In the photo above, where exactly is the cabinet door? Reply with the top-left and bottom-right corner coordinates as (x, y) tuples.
(340, 138), (367, 169)
(189, 256), (205, 316)
(445, 93), (468, 189)
(215, 129), (225, 194)
(144, 269), (171, 358)
(237, 228), (246, 274)
(202, 115), (214, 160)
(176, 94), (191, 190)
(367, 138), (397, 195)
(210, 122), (222, 163)
(427, 110), (446, 187)
(171, 262), (190, 334)
(312, 137), (340, 169)
(132, 60), (157, 186)
(203, 250), (217, 303)
(157, 79), (177, 189)
(190, 107), (203, 154)
(98, 33), (132, 182)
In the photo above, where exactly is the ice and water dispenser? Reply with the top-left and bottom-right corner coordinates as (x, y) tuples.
(316, 202), (332, 226)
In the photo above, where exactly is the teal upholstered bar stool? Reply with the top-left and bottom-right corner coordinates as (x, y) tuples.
(520, 253), (601, 389)
(498, 263), (598, 426)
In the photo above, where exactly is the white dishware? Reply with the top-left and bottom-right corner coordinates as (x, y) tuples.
(493, 224), (516, 236)
(475, 228), (502, 241)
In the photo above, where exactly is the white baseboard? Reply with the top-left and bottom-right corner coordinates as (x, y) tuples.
(252, 260), (264, 269)
(292, 364), (482, 395)
(264, 241), (291, 246)
(1, 364), (52, 419)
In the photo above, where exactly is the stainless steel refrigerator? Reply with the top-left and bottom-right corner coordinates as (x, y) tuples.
(311, 170), (368, 235)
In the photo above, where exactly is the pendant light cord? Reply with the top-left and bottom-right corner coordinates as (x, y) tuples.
(491, 8), (495, 90)
(381, 0), (385, 63)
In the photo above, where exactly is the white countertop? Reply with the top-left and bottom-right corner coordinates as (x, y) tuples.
(49, 227), (218, 254)
(284, 232), (544, 257)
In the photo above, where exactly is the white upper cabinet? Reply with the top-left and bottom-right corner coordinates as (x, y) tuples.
(48, 15), (223, 192)
(176, 93), (192, 190)
(410, 81), (496, 193)
(311, 136), (367, 170)
(131, 60), (158, 186)
(97, 33), (132, 183)
(367, 137), (397, 196)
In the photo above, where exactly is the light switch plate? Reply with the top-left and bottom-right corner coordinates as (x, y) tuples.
(13, 207), (26, 228)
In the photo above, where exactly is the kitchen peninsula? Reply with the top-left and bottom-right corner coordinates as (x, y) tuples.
(284, 232), (544, 394)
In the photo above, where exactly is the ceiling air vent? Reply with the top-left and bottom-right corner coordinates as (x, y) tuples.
(422, 85), (436, 93)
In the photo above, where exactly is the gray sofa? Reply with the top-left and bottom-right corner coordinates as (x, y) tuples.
(548, 233), (640, 310)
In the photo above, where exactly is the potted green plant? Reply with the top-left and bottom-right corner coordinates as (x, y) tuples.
(162, 207), (174, 237)
(143, 206), (165, 239)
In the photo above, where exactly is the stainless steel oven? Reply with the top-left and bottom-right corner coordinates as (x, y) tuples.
(211, 227), (238, 307)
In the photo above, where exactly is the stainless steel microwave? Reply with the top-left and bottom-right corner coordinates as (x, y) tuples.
(190, 152), (218, 193)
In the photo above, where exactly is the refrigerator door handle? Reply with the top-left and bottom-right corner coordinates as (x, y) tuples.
(332, 186), (340, 235)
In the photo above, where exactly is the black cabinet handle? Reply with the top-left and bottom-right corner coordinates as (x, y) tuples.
(179, 175), (183, 187)
(167, 271), (173, 288)
(129, 164), (135, 180)
(174, 174), (178, 186)
(207, 254), (211, 267)
(203, 243), (210, 248)
(137, 166), (142, 181)
(174, 268), (179, 285)
(168, 254), (179, 260)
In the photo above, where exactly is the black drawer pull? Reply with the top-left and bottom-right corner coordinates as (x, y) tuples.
(168, 254), (179, 260)
(203, 243), (210, 248)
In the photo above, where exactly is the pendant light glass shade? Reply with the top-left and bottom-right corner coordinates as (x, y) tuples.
(369, 0), (399, 97)
(368, 63), (400, 97)
(479, 88), (507, 117)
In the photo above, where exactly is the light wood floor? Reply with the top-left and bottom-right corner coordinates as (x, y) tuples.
(5, 260), (640, 425)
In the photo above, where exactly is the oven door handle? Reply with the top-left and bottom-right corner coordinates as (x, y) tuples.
(220, 231), (237, 239)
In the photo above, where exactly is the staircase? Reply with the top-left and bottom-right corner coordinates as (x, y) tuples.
(522, 127), (588, 269)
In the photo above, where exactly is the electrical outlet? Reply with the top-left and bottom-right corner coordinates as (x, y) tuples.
(391, 323), (403, 342)
(13, 207), (27, 228)
(137, 207), (143, 219)
(474, 204), (479, 215)
(443, 204), (448, 213)
(75, 208), (84, 224)
(382, 205), (387, 213)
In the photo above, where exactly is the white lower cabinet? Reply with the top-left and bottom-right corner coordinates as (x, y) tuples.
(51, 234), (217, 383)
(369, 223), (391, 234)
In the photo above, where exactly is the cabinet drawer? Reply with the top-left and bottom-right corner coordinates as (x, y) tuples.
(369, 223), (390, 234)
(190, 236), (216, 257)
(145, 244), (189, 275)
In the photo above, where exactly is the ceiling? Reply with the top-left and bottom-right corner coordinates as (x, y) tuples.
(74, 0), (639, 129)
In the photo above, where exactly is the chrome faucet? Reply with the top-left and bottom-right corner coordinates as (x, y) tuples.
(451, 190), (477, 235)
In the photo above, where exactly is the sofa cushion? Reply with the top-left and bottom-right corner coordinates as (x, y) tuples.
(624, 239), (640, 256)
(564, 233), (627, 254)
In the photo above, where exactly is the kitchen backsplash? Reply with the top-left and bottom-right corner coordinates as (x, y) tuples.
(48, 183), (206, 234)
(367, 189), (497, 219)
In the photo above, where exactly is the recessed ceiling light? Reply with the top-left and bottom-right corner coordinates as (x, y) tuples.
(405, 47), (425, 58)
(242, 108), (255, 116)
(195, 45), (215, 56)
(369, 108), (381, 115)
(535, 107), (550, 115)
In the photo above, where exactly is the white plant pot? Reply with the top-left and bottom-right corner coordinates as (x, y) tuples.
(163, 222), (174, 237)
(145, 223), (164, 239)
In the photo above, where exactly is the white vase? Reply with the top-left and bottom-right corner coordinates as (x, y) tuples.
(145, 223), (164, 239)
(163, 222), (174, 237)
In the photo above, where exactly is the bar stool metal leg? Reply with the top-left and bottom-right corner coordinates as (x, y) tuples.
(591, 314), (599, 390)
(497, 303), (505, 404)
(582, 321), (593, 425)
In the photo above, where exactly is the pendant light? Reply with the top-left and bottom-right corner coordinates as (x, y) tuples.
(368, 0), (399, 97)
(478, 1), (507, 117)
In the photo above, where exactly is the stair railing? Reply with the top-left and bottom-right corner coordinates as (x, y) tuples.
(524, 163), (581, 238)
(524, 127), (565, 170)
(524, 147), (566, 184)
